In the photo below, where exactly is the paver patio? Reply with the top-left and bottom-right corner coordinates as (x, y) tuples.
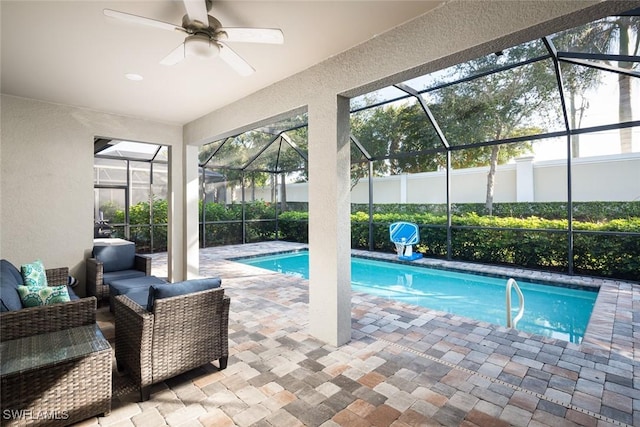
(87, 241), (638, 427)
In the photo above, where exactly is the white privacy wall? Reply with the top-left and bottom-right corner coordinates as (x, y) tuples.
(241, 154), (640, 204)
(183, 1), (632, 346)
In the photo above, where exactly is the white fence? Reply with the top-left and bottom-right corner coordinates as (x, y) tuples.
(242, 153), (640, 204)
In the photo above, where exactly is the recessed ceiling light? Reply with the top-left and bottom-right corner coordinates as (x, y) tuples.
(125, 73), (144, 81)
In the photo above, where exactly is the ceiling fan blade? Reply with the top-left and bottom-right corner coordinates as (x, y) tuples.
(103, 9), (185, 33)
(218, 43), (255, 76)
(182, 0), (209, 26)
(160, 43), (186, 66)
(219, 28), (284, 44)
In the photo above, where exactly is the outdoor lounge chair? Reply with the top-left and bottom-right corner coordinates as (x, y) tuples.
(113, 278), (229, 401)
(86, 240), (151, 302)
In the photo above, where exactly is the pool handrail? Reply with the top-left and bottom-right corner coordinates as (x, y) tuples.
(506, 278), (525, 329)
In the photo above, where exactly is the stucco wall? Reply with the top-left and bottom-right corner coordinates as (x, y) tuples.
(239, 154), (640, 204)
(0, 95), (182, 296)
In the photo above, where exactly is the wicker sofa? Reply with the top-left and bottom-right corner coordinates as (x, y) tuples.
(0, 259), (96, 340)
(114, 278), (229, 401)
(86, 240), (151, 301)
(0, 260), (111, 426)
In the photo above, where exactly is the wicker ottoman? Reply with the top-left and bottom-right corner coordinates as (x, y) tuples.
(1, 324), (112, 426)
(108, 275), (167, 311)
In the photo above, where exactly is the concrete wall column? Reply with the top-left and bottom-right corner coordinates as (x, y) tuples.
(308, 94), (352, 347)
(400, 174), (408, 203)
(184, 144), (200, 279)
(515, 156), (535, 202)
(167, 143), (184, 281)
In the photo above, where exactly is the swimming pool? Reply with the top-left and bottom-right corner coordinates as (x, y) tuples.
(236, 251), (597, 343)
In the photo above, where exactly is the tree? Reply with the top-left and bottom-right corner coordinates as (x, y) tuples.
(589, 15), (639, 152)
(432, 48), (560, 213)
(350, 42), (560, 214)
(550, 13), (639, 156)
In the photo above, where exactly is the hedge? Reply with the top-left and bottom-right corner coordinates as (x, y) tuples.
(352, 201), (640, 221)
(108, 200), (639, 281)
(279, 210), (640, 281)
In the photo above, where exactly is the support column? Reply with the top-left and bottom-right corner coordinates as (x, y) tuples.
(308, 95), (351, 347)
(184, 144), (200, 279)
(168, 144), (184, 281)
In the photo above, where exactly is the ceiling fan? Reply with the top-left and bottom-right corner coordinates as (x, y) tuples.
(104, 0), (284, 76)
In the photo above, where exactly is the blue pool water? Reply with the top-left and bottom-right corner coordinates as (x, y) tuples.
(236, 251), (597, 343)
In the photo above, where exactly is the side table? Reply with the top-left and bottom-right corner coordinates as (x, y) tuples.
(1, 324), (112, 426)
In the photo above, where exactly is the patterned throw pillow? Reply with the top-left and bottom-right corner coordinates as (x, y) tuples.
(20, 260), (48, 288)
(17, 285), (70, 308)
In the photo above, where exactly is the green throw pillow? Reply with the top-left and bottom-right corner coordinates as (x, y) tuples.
(20, 259), (48, 288)
(17, 285), (70, 308)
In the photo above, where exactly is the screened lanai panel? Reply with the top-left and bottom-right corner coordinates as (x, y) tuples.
(244, 137), (307, 173)
(200, 169), (243, 246)
(426, 59), (564, 147)
(243, 138), (283, 172)
(203, 132), (274, 169)
(94, 158), (127, 185)
(351, 86), (408, 110)
(560, 63), (639, 130)
(199, 139), (227, 165)
(99, 141), (161, 161)
(254, 113), (308, 135)
(549, 13), (639, 57)
(571, 127), (640, 158)
(403, 39), (550, 92)
(350, 98), (444, 159)
(155, 146), (169, 162)
(283, 127), (308, 154)
(151, 162), (168, 252)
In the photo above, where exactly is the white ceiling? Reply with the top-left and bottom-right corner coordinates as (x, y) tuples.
(1, 1), (442, 125)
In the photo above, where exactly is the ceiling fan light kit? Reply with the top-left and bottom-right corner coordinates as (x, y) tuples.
(104, 0), (284, 76)
(185, 35), (220, 59)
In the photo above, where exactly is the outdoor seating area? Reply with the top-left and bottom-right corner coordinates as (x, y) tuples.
(0, 254), (229, 426)
(89, 242), (637, 427)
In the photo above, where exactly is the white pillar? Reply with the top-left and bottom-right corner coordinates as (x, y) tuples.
(400, 173), (408, 203)
(168, 144), (184, 281)
(308, 94), (352, 347)
(515, 156), (535, 202)
(184, 144), (200, 279)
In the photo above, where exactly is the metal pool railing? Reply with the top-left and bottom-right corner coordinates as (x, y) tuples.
(506, 278), (525, 329)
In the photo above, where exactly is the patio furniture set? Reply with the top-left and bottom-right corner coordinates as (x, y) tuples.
(0, 239), (229, 426)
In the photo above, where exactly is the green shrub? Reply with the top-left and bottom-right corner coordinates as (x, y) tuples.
(113, 200), (639, 281)
(277, 209), (639, 281)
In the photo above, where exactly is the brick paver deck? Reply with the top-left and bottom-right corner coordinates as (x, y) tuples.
(90, 241), (639, 427)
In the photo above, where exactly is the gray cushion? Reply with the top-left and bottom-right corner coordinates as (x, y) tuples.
(67, 287), (79, 300)
(1, 259), (24, 312)
(147, 278), (222, 311)
(103, 270), (146, 286)
(93, 243), (135, 273)
(1, 259), (78, 311)
(119, 289), (152, 309)
(110, 276), (167, 297)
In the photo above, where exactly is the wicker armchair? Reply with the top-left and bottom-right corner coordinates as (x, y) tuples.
(1, 266), (98, 341)
(87, 248), (151, 301)
(114, 286), (229, 401)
